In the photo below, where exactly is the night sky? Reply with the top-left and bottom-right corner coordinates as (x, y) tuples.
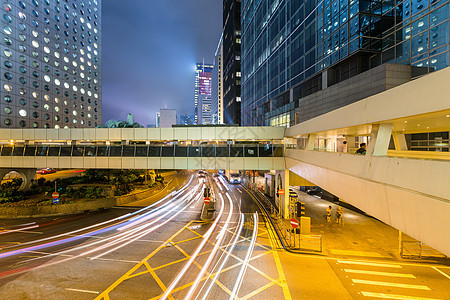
(102, 0), (223, 126)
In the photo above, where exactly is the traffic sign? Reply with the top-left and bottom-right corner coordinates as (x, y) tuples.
(53, 198), (60, 204)
(290, 217), (299, 228)
(204, 197), (211, 204)
(52, 192), (59, 199)
(278, 189), (284, 195)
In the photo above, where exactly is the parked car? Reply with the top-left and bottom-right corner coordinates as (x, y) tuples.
(37, 168), (56, 175)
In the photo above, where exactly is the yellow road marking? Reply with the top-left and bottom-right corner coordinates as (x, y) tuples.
(143, 261), (171, 299)
(244, 187), (292, 299)
(94, 221), (194, 300)
(352, 279), (430, 290)
(432, 266), (450, 280)
(361, 291), (441, 300)
(265, 209), (292, 299)
(240, 281), (277, 300)
(344, 269), (416, 278)
(337, 260), (402, 268)
(171, 235), (202, 246)
(330, 249), (384, 257)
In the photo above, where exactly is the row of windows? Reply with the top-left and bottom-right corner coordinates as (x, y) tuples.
(2, 119), (96, 128)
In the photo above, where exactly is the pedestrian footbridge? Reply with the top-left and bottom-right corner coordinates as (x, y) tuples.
(0, 126), (285, 172)
(284, 66), (450, 257)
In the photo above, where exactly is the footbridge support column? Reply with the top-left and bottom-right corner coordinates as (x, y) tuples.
(367, 123), (393, 156)
(0, 168), (37, 191)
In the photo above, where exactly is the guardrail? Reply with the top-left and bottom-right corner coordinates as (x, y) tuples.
(400, 240), (447, 259)
(244, 179), (323, 253)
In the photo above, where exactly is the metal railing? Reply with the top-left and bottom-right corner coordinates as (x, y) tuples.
(400, 240), (447, 259)
(0, 144), (284, 158)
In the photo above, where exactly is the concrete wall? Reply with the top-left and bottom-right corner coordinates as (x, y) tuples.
(286, 149), (450, 256)
(296, 64), (412, 124)
(0, 126), (286, 142)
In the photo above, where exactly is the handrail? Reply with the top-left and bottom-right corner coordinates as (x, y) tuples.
(242, 181), (290, 251)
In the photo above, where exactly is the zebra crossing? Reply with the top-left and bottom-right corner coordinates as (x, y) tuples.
(335, 259), (446, 300)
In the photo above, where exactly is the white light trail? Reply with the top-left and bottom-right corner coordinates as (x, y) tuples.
(230, 212), (258, 300)
(0, 225), (40, 235)
(184, 191), (234, 300)
(161, 188), (226, 300)
(199, 212), (244, 300)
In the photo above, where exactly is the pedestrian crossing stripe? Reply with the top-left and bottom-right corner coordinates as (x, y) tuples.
(344, 269), (416, 278)
(330, 249), (384, 257)
(353, 279), (430, 290)
(337, 260), (402, 268)
(361, 291), (440, 300)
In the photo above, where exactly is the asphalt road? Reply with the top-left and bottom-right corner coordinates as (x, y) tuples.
(0, 171), (449, 299)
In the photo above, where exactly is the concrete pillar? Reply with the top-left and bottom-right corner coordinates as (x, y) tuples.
(366, 123), (394, 156)
(0, 168), (36, 191)
(306, 134), (316, 150)
(283, 169), (290, 219)
(17, 169), (37, 191)
(392, 132), (408, 150)
(322, 70), (328, 89)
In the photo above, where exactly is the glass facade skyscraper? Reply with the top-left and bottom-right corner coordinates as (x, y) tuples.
(211, 35), (223, 125)
(194, 62), (213, 125)
(223, 0), (242, 125)
(241, 0), (450, 126)
(1, 0), (101, 129)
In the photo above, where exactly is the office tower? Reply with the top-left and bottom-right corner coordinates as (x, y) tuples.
(178, 114), (195, 125)
(194, 62), (213, 125)
(155, 112), (160, 128)
(159, 108), (176, 128)
(241, 0), (450, 127)
(1, 0), (101, 128)
(223, 0), (241, 125)
(211, 35), (223, 125)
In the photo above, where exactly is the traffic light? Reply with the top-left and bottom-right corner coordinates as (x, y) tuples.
(203, 187), (211, 198)
(296, 201), (305, 217)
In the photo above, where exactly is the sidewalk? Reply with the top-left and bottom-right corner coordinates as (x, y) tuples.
(285, 188), (448, 263)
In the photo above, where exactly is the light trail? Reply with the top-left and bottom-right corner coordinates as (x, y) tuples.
(161, 187), (226, 300)
(0, 177), (197, 261)
(0, 177), (201, 278)
(87, 192), (202, 260)
(0, 225), (40, 235)
(14, 185), (202, 265)
(199, 212), (244, 300)
(230, 212), (258, 300)
(184, 191), (234, 299)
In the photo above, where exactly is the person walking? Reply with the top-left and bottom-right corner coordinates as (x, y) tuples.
(336, 206), (343, 224)
(326, 206), (332, 223)
(355, 143), (367, 154)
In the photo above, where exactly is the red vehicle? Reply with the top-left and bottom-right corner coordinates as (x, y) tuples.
(37, 168), (56, 175)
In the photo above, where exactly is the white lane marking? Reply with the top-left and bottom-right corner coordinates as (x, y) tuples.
(337, 260), (402, 268)
(330, 249), (384, 257)
(344, 269), (416, 278)
(88, 257), (140, 264)
(65, 288), (99, 294)
(361, 291), (441, 300)
(352, 279), (430, 290)
(237, 188), (242, 193)
(432, 266), (450, 280)
(112, 206), (139, 210)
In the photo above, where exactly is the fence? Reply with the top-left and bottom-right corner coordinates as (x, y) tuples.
(400, 240), (447, 259)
